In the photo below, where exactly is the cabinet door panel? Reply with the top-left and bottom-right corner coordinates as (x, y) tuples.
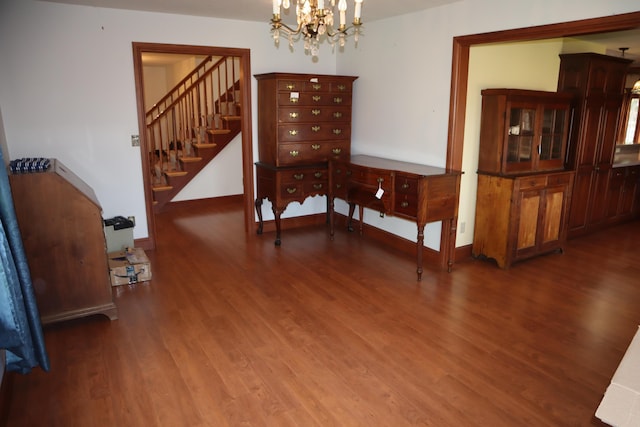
(516, 190), (541, 251)
(577, 100), (604, 166)
(597, 97), (623, 164)
(543, 187), (565, 244)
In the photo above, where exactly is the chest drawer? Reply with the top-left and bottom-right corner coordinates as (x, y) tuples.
(277, 79), (353, 93)
(278, 168), (328, 201)
(280, 168), (327, 184)
(277, 92), (352, 107)
(278, 107), (351, 123)
(278, 123), (351, 142)
(277, 141), (350, 166)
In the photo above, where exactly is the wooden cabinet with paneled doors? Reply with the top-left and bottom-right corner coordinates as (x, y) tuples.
(473, 89), (574, 268)
(473, 172), (574, 269)
(254, 72), (357, 245)
(557, 53), (632, 237)
(606, 166), (640, 223)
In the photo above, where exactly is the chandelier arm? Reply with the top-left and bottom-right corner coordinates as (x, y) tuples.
(271, 19), (305, 36)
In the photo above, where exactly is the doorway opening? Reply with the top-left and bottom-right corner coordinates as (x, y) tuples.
(132, 43), (254, 250)
(445, 11), (640, 260)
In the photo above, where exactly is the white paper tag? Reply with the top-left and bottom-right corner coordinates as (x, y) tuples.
(290, 92), (299, 99)
(375, 187), (384, 199)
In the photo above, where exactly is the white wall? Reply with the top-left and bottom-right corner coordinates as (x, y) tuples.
(1, 0), (638, 246)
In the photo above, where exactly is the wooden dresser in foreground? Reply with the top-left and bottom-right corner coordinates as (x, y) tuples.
(9, 160), (117, 324)
(472, 89), (575, 269)
(329, 155), (462, 281)
(254, 72), (357, 245)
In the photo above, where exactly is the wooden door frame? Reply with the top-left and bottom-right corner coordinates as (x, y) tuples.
(132, 42), (254, 250)
(444, 11), (640, 262)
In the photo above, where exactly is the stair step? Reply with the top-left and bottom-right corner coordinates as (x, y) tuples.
(180, 156), (203, 163)
(152, 185), (173, 192)
(165, 171), (188, 177)
(207, 129), (231, 135)
(193, 143), (218, 149)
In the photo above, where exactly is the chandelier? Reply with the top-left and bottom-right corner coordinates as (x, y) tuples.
(271, 0), (363, 56)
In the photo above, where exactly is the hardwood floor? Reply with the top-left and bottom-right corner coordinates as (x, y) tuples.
(5, 198), (640, 426)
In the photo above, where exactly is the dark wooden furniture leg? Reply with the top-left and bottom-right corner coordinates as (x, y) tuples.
(347, 202), (356, 232)
(255, 198), (264, 235)
(272, 205), (284, 246)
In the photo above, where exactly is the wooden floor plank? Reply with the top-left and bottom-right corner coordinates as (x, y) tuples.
(5, 198), (639, 426)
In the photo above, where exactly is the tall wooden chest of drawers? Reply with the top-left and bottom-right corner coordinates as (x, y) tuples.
(254, 72), (358, 245)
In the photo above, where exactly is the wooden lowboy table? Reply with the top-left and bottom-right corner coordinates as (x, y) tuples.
(329, 155), (462, 281)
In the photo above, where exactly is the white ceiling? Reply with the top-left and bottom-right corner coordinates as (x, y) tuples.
(42, 0), (640, 65)
(40, 0), (462, 23)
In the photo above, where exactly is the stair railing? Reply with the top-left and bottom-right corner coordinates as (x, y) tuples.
(146, 55), (241, 187)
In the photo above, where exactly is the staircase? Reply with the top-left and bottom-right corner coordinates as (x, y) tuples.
(146, 55), (242, 212)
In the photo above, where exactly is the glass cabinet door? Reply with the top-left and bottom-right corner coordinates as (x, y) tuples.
(540, 107), (567, 161)
(507, 107), (536, 167)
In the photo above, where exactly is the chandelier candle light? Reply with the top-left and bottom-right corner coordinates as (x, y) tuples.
(271, 0), (363, 56)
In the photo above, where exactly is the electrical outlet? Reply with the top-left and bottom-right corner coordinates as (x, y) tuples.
(459, 221), (466, 234)
(131, 135), (140, 147)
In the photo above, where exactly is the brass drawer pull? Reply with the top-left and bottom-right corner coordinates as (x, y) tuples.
(401, 201), (409, 208)
(332, 148), (342, 155)
(286, 84), (295, 90)
(402, 183), (410, 189)
(312, 84), (322, 90)
(289, 112), (299, 119)
(313, 184), (323, 190)
(293, 173), (304, 180)
(289, 130), (298, 136)
(337, 84), (346, 91)
(313, 95), (321, 102)
(346, 170), (352, 175)
(336, 184), (342, 189)
(333, 97), (343, 104)
(311, 144), (321, 150)
(312, 126), (321, 132)
(377, 177), (384, 183)
(286, 187), (297, 194)
(312, 109), (321, 116)
(333, 129), (342, 135)
(290, 97), (299, 103)
(314, 172), (322, 178)
(289, 150), (299, 157)
(333, 112), (343, 119)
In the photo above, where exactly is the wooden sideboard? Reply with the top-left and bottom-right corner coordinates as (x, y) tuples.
(328, 155), (462, 281)
(254, 72), (357, 245)
(9, 160), (117, 324)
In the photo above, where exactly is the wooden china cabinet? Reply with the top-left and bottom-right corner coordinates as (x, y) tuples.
(472, 89), (575, 269)
(254, 72), (357, 245)
(556, 53), (632, 237)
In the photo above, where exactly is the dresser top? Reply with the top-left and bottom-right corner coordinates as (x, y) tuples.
(346, 155), (461, 177)
(254, 72), (358, 82)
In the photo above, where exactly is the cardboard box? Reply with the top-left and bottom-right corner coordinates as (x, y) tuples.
(108, 247), (151, 286)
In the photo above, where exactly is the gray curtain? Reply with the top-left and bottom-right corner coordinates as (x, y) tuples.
(0, 150), (49, 373)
